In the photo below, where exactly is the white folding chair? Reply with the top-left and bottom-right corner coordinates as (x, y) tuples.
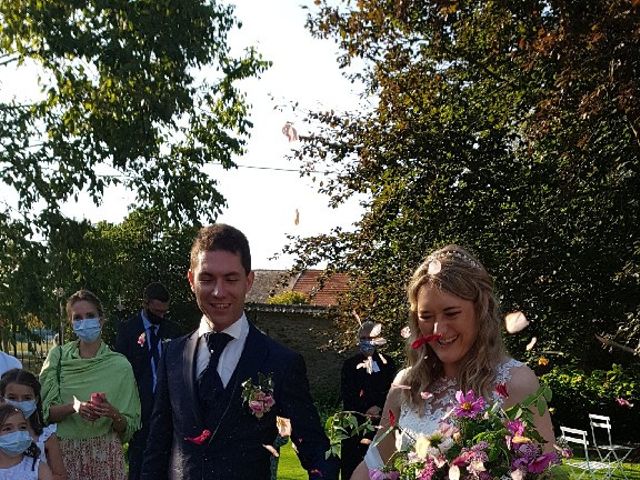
(559, 426), (608, 479)
(588, 413), (634, 480)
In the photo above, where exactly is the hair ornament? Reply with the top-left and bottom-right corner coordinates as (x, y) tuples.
(426, 250), (481, 273)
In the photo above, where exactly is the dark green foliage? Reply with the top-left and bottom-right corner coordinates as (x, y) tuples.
(0, 0), (268, 226)
(287, 0), (640, 366)
(542, 364), (639, 442)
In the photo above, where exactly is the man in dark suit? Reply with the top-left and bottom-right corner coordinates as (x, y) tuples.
(340, 321), (396, 479)
(115, 282), (178, 480)
(141, 224), (338, 480)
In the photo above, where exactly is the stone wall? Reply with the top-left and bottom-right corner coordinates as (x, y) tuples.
(247, 307), (345, 405)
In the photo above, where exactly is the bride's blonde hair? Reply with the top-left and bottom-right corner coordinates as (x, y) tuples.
(403, 245), (506, 408)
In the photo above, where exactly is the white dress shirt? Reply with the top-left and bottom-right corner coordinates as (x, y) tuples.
(196, 313), (249, 387)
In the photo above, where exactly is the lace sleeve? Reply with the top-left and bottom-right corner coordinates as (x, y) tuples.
(492, 358), (524, 401)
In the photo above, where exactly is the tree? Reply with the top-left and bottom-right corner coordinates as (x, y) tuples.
(289, 0), (640, 366)
(0, 0), (268, 227)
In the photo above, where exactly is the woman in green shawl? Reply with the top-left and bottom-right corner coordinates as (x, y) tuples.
(40, 290), (141, 480)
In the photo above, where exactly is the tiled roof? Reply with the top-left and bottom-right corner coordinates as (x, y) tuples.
(246, 269), (351, 307)
(246, 270), (297, 304)
(291, 270), (350, 307)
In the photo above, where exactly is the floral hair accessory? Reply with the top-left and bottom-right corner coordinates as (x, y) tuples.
(427, 259), (442, 275)
(426, 250), (482, 271)
(242, 372), (275, 419)
(185, 429), (211, 445)
(137, 332), (146, 347)
(411, 334), (442, 349)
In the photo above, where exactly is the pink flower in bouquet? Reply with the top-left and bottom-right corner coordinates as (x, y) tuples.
(506, 419), (526, 436)
(453, 390), (485, 418)
(527, 452), (559, 474)
(369, 469), (399, 480)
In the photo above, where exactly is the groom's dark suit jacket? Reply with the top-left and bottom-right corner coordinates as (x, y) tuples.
(140, 321), (338, 480)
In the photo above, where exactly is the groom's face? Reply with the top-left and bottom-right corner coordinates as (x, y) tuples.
(188, 249), (255, 331)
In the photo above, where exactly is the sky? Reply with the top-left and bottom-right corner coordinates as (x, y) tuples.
(0, 0), (366, 269)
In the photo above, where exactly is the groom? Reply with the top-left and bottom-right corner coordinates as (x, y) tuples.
(140, 224), (338, 480)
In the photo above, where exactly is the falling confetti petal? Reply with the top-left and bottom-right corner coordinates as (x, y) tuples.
(294, 209), (300, 226)
(360, 438), (372, 445)
(411, 334), (442, 349)
(525, 337), (537, 351)
(505, 311), (529, 333)
(615, 398), (634, 408)
(263, 444), (280, 457)
(391, 383), (412, 390)
(494, 383), (509, 398)
(370, 323), (382, 337)
(427, 259), (442, 275)
(282, 121), (299, 142)
(400, 326), (411, 338)
(420, 391), (434, 400)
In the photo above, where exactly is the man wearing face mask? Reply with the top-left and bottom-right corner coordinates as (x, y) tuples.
(115, 282), (178, 480)
(340, 321), (396, 480)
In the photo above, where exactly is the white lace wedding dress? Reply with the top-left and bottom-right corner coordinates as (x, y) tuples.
(395, 358), (523, 450)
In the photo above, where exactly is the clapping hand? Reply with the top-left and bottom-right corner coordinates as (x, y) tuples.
(73, 397), (100, 421)
(90, 394), (121, 421)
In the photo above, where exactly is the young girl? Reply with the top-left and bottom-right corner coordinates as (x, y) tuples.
(0, 370), (66, 480)
(0, 404), (52, 479)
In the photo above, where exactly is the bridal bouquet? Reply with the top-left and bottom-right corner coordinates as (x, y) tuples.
(370, 385), (561, 480)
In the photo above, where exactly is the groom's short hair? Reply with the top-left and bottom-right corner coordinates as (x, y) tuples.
(190, 224), (252, 274)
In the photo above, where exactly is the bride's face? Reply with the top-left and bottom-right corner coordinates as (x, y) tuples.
(416, 285), (478, 377)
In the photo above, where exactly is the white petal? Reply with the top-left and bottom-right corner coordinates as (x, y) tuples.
(505, 311), (529, 333)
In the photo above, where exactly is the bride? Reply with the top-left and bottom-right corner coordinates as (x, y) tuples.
(350, 245), (555, 479)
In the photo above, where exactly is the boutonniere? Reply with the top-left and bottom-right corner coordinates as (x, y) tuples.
(137, 332), (146, 347)
(185, 429), (211, 445)
(241, 372), (275, 418)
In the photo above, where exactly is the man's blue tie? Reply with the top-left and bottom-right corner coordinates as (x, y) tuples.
(196, 332), (233, 408)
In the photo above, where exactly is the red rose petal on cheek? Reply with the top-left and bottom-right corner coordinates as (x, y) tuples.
(411, 334), (442, 349)
(388, 409), (396, 427)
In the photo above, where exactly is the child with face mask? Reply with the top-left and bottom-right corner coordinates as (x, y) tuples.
(0, 404), (52, 479)
(39, 289), (141, 480)
(0, 369), (66, 479)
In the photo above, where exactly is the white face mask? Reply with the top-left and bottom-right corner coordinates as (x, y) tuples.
(73, 317), (102, 342)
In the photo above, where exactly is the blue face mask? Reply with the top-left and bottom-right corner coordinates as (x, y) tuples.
(73, 317), (102, 342)
(359, 340), (376, 357)
(4, 399), (37, 419)
(0, 430), (32, 456)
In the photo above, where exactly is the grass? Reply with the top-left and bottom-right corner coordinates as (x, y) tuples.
(557, 459), (640, 479)
(275, 441), (307, 479)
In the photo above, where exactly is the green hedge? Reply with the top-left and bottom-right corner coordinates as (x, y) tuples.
(541, 363), (639, 442)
